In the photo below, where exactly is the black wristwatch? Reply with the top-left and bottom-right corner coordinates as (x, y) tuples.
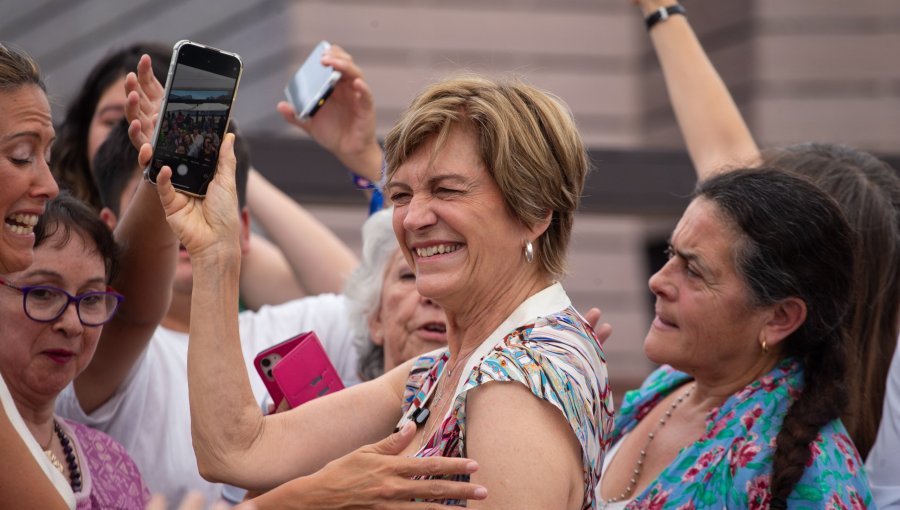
(645, 4), (687, 30)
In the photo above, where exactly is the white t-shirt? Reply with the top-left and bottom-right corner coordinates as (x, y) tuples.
(866, 335), (900, 509)
(1, 374), (76, 508)
(56, 293), (360, 505)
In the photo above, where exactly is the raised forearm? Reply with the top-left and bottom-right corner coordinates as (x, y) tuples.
(246, 169), (358, 295)
(642, 2), (761, 179)
(75, 180), (178, 412)
(186, 254), (264, 482)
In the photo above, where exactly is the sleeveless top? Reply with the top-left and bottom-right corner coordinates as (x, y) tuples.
(396, 283), (614, 508)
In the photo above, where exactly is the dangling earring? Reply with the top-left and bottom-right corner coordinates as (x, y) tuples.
(524, 240), (534, 264)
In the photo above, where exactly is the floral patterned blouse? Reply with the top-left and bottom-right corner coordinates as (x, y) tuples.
(397, 283), (614, 508)
(607, 359), (874, 509)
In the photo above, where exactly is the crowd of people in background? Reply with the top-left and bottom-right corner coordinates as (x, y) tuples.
(1, 1), (898, 509)
(158, 111), (223, 162)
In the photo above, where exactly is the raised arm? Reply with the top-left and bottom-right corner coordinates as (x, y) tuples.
(242, 168), (358, 301)
(154, 135), (404, 489)
(635, 0), (761, 179)
(74, 178), (177, 412)
(276, 44), (382, 182)
(243, 44), (383, 302)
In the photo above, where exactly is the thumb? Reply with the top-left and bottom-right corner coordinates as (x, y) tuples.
(155, 166), (179, 216)
(368, 421), (416, 455)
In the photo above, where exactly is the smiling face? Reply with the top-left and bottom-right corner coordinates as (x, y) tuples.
(0, 85), (59, 274)
(645, 198), (770, 379)
(87, 75), (127, 165)
(0, 230), (107, 407)
(368, 249), (448, 371)
(387, 126), (535, 313)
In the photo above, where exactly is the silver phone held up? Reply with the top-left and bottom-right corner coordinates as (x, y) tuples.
(285, 40), (341, 120)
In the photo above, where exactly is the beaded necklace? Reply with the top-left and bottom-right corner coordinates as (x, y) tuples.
(43, 420), (82, 492)
(602, 383), (696, 506)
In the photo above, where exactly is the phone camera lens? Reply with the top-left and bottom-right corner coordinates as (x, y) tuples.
(261, 358), (270, 367)
(267, 369), (273, 378)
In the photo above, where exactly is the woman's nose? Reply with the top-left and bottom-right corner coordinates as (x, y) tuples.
(403, 195), (437, 231)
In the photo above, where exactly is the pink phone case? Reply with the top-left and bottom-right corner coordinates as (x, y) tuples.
(253, 333), (309, 407)
(272, 332), (344, 408)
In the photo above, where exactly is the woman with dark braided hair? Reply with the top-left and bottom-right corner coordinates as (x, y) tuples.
(597, 169), (873, 509)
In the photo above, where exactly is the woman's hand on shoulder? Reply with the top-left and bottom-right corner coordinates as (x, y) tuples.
(247, 422), (487, 509)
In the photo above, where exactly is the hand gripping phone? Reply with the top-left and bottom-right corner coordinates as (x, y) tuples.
(253, 332), (344, 409)
(284, 40), (341, 120)
(147, 40), (242, 197)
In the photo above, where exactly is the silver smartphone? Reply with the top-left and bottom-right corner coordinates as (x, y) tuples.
(147, 40), (242, 197)
(285, 40), (341, 120)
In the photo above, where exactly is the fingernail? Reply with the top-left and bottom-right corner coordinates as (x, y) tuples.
(466, 461), (478, 472)
(473, 486), (487, 498)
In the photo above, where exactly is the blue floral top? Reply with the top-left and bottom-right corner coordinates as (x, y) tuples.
(609, 359), (875, 509)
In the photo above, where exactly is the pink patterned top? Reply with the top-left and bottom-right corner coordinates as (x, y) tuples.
(59, 418), (151, 509)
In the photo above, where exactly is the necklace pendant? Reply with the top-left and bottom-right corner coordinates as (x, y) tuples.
(44, 449), (65, 475)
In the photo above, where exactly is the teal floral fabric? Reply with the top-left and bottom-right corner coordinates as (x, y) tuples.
(610, 359), (874, 509)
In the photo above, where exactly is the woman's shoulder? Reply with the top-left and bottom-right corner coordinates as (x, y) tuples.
(471, 306), (613, 422)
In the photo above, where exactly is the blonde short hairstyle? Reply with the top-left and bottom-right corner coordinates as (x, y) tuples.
(383, 75), (589, 277)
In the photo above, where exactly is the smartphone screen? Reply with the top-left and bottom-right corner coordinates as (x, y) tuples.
(285, 40), (341, 120)
(149, 41), (242, 196)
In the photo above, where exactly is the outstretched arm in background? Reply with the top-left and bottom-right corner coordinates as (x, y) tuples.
(633, 0), (761, 179)
(125, 53), (358, 307)
(243, 44), (385, 304)
(243, 169), (357, 304)
(74, 177), (177, 412)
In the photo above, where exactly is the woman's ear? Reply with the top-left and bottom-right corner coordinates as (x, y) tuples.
(762, 297), (807, 348)
(367, 305), (385, 347)
(526, 209), (553, 242)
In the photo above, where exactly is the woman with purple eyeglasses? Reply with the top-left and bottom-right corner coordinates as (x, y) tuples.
(0, 193), (151, 509)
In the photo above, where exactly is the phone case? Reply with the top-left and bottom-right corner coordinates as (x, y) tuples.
(271, 332), (345, 408)
(284, 40), (341, 120)
(147, 40), (243, 197)
(253, 333), (308, 407)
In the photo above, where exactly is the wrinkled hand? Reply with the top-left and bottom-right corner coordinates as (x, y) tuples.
(584, 307), (612, 347)
(249, 422), (487, 509)
(125, 54), (166, 166)
(153, 133), (241, 259)
(276, 45), (381, 180)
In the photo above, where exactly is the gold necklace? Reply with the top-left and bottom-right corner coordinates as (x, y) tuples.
(42, 423), (65, 475)
(602, 383), (696, 506)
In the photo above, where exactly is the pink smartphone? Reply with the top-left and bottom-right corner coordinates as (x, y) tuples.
(272, 332), (344, 408)
(253, 332), (344, 409)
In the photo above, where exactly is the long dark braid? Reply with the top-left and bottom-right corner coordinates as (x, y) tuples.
(696, 169), (855, 507)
